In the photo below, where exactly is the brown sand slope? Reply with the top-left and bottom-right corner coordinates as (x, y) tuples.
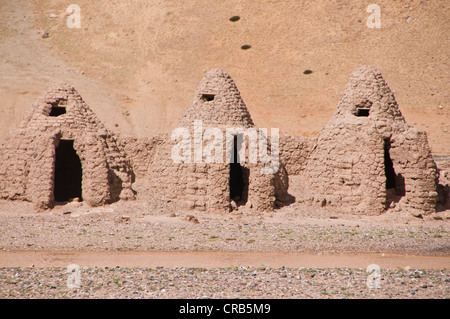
(0, 0), (448, 154)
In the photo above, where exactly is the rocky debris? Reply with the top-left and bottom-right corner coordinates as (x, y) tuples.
(0, 204), (447, 255)
(0, 267), (447, 299)
(184, 215), (199, 224)
(412, 212), (423, 219)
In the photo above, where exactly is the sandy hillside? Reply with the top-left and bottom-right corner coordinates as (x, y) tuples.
(0, 0), (448, 154)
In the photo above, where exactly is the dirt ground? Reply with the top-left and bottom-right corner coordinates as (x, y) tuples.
(0, 193), (449, 299)
(0, 194), (449, 255)
(0, 174), (449, 299)
(0, 198), (450, 299)
(0, 0), (449, 154)
(0, 0), (449, 299)
(0, 175), (449, 299)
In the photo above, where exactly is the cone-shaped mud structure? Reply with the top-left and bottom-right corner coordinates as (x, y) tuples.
(148, 69), (289, 213)
(180, 69), (254, 128)
(0, 83), (134, 210)
(0, 67), (439, 217)
(301, 66), (437, 215)
(332, 65), (404, 125)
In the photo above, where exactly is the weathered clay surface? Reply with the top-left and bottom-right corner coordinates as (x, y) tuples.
(0, 67), (442, 216)
(300, 66), (438, 215)
(147, 69), (288, 213)
(0, 83), (134, 210)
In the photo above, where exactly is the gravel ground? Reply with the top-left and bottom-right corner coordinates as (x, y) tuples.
(0, 266), (448, 299)
(0, 200), (448, 255)
(0, 196), (448, 299)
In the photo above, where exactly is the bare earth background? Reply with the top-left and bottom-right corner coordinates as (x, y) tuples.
(0, 0), (449, 299)
(0, 0), (449, 154)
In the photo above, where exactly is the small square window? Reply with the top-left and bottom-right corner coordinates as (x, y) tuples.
(49, 99), (67, 117)
(355, 108), (370, 117)
(49, 106), (66, 116)
(201, 94), (215, 102)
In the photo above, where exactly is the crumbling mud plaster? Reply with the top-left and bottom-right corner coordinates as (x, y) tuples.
(0, 67), (441, 216)
(0, 83), (134, 210)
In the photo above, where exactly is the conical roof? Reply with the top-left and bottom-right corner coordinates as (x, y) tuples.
(17, 82), (107, 135)
(179, 69), (254, 128)
(331, 65), (405, 123)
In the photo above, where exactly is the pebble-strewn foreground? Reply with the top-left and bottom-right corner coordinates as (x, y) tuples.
(0, 267), (448, 299)
(0, 204), (448, 255)
(0, 201), (448, 299)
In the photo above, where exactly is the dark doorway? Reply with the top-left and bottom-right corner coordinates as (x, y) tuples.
(384, 140), (396, 190)
(384, 139), (405, 209)
(229, 135), (249, 204)
(54, 140), (82, 202)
